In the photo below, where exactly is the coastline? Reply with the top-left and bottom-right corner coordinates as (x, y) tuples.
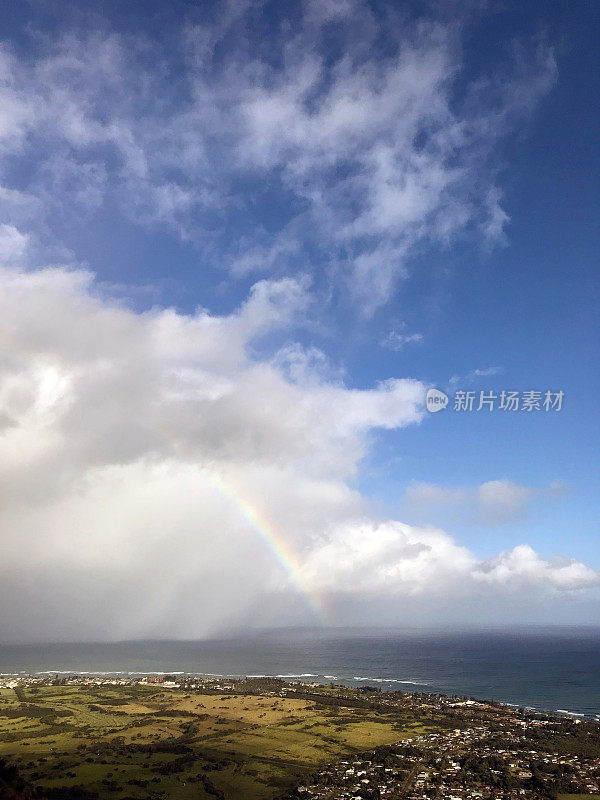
(1, 670), (598, 722)
(2, 629), (599, 721)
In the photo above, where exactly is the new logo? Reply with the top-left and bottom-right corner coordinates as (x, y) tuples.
(426, 388), (449, 413)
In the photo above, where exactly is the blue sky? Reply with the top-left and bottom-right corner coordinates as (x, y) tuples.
(0, 0), (598, 639)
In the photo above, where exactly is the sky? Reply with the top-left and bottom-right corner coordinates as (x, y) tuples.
(0, 0), (598, 642)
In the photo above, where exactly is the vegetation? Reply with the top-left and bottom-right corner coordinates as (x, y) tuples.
(0, 683), (435, 800)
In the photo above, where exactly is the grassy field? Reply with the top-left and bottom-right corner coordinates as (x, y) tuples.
(0, 684), (434, 799)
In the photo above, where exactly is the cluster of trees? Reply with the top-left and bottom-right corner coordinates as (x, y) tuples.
(290, 690), (389, 711)
(457, 753), (518, 790)
(527, 721), (600, 758)
(153, 753), (196, 775)
(456, 749), (595, 798)
(200, 774), (226, 798)
(94, 737), (192, 756)
(0, 699), (73, 733)
(0, 757), (98, 800)
(234, 677), (286, 693)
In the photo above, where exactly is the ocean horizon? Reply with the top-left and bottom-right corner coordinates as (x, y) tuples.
(2, 627), (599, 720)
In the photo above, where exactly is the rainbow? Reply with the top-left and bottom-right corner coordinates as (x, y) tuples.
(205, 471), (325, 623)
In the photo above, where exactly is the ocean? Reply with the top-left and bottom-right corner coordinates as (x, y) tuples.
(1, 628), (599, 719)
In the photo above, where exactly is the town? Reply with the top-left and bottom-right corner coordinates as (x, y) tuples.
(284, 721), (600, 799)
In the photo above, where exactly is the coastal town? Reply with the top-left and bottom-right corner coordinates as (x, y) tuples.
(284, 722), (600, 799)
(0, 672), (599, 799)
(277, 685), (600, 799)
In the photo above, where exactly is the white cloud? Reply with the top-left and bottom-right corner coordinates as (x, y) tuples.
(406, 479), (567, 525)
(0, 264), (424, 482)
(477, 480), (533, 524)
(301, 522), (598, 597)
(0, 6), (556, 310)
(381, 328), (424, 351)
(0, 246), (422, 638)
(0, 245), (595, 640)
(229, 231), (302, 277)
(448, 366), (502, 387)
(0, 8), (589, 640)
(0, 223), (29, 265)
(475, 545), (598, 591)
(481, 186), (510, 242)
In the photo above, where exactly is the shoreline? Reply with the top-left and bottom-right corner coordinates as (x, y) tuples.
(2, 669), (598, 723)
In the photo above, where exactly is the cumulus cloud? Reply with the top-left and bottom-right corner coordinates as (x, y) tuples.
(0, 3), (556, 310)
(0, 265), (425, 486)
(0, 242), (596, 641)
(0, 244), (423, 639)
(475, 545), (598, 591)
(301, 522), (598, 596)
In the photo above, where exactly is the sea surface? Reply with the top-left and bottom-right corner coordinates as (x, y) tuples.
(1, 628), (599, 719)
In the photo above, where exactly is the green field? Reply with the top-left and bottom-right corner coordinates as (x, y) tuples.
(0, 684), (434, 799)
